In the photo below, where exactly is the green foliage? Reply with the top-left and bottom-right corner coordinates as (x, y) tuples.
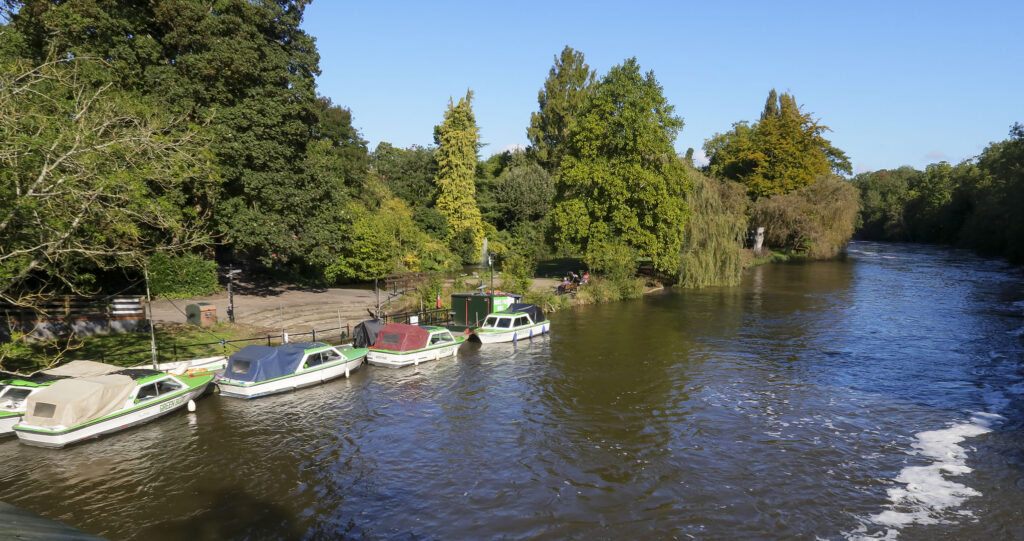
(584, 240), (638, 283)
(527, 46), (596, 172)
(372, 142), (438, 210)
(678, 169), (748, 288)
(855, 124), (1024, 263)
(750, 176), (860, 258)
(554, 58), (691, 277)
(706, 90), (851, 198)
(0, 50), (215, 307)
(148, 253), (219, 298)
(10, 0), (336, 267)
(434, 90), (485, 263)
(499, 252), (535, 296)
(852, 166), (921, 240)
(494, 163), (555, 228)
(326, 198), (458, 282)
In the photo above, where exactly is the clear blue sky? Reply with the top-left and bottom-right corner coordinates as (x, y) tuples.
(302, 0), (1024, 174)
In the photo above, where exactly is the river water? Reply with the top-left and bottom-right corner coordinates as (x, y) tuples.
(2, 241), (1024, 540)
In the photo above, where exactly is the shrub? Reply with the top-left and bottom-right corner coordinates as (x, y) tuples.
(750, 175), (858, 258)
(148, 253), (219, 298)
(499, 252), (535, 296)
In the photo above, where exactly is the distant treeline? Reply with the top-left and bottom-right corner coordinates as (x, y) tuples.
(3, 0), (865, 317)
(853, 124), (1024, 263)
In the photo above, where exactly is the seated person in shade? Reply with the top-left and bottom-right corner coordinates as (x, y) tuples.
(582, 272), (590, 284)
(556, 277), (569, 294)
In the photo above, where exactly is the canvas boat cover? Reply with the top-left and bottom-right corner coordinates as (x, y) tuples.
(44, 360), (121, 378)
(221, 342), (322, 383)
(1, 360), (120, 386)
(507, 303), (545, 324)
(22, 374), (137, 428)
(371, 324), (430, 352)
(353, 319), (385, 348)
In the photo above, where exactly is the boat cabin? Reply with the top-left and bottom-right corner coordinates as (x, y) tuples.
(221, 342), (343, 382)
(371, 324), (457, 352)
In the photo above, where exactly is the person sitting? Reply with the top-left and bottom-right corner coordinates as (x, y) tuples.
(582, 272), (590, 284)
(556, 277), (569, 294)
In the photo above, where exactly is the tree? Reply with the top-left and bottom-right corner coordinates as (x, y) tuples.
(433, 90), (484, 263)
(527, 46), (595, 173)
(494, 163), (555, 228)
(0, 53), (215, 310)
(705, 89), (851, 198)
(9, 0), (328, 266)
(551, 58), (690, 276)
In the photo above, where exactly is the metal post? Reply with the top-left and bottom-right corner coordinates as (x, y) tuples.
(375, 278), (380, 317)
(488, 252), (494, 293)
(227, 267), (239, 324)
(144, 268), (158, 370)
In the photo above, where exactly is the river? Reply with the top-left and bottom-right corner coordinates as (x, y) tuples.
(2, 241), (1023, 540)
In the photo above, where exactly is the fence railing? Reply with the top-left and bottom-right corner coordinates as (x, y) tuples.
(95, 306), (455, 365)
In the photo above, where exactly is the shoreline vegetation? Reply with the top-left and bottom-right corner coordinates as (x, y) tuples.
(1, 4), (1020, 371)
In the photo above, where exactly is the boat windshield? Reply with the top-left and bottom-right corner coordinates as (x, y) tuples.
(0, 387), (32, 410)
(495, 318), (512, 329)
(482, 316), (499, 328)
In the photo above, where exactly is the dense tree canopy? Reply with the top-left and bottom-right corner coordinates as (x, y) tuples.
(705, 90), (851, 198)
(9, 0), (329, 265)
(527, 46), (595, 173)
(552, 58), (690, 275)
(0, 51), (214, 307)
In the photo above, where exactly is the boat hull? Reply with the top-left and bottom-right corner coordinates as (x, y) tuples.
(367, 343), (461, 368)
(217, 355), (364, 399)
(474, 321), (550, 344)
(13, 381), (211, 449)
(0, 414), (18, 437)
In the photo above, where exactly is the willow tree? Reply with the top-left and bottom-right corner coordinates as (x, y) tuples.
(433, 91), (484, 263)
(551, 58), (690, 276)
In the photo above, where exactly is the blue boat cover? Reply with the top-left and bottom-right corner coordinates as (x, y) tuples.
(222, 342), (322, 382)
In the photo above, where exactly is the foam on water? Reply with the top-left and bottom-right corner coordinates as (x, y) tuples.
(850, 413), (1002, 539)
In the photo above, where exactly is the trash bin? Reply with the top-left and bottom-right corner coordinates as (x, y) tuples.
(186, 302), (217, 327)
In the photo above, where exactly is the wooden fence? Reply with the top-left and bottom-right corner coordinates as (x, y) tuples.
(1, 296), (146, 341)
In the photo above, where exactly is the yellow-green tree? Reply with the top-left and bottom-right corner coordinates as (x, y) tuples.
(705, 90), (851, 198)
(434, 91), (484, 263)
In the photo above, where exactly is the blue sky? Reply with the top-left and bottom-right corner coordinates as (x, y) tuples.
(302, 1), (1023, 174)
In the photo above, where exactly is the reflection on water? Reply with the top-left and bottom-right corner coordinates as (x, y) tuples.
(1, 242), (1023, 540)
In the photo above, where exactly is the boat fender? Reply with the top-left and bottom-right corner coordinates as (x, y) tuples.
(512, 332), (517, 342)
(187, 400), (196, 412)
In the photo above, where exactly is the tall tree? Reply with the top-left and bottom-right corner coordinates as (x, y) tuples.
(433, 90), (484, 263)
(551, 58), (690, 276)
(9, 0), (328, 265)
(527, 46), (595, 173)
(0, 52), (214, 309)
(705, 89), (851, 198)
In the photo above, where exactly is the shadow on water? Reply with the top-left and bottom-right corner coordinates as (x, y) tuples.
(136, 489), (303, 541)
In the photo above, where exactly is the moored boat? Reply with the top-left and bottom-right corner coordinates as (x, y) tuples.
(366, 324), (465, 368)
(1, 361), (121, 438)
(471, 303), (550, 344)
(216, 342), (367, 399)
(13, 369), (214, 448)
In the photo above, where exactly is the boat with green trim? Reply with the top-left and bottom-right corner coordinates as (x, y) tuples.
(366, 324), (466, 368)
(471, 303), (550, 344)
(13, 368), (214, 448)
(1, 361), (121, 438)
(216, 342), (367, 399)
